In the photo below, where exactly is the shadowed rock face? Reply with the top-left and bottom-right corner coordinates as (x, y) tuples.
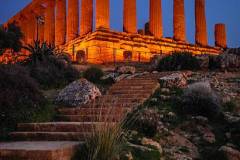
(173, 0), (186, 41)
(80, 0), (93, 36)
(67, 0), (79, 42)
(149, 0), (163, 38)
(96, 0), (110, 29)
(123, 0), (137, 33)
(215, 23), (227, 48)
(195, 0), (208, 46)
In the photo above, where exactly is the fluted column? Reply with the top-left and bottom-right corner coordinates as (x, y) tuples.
(123, 0), (137, 33)
(55, 0), (66, 45)
(39, 19), (45, 43)
(44, 0), (55, 44)
(96, 0), (110, 29)
(149, 0), (163, 38)
(80, 0), (93, 36)
(215, 23), (227, 48)
(195, 0), (208, 46)
(27, 15), (37, 45)
(67, 0), (79, 42)
(173, 0), (186, 41)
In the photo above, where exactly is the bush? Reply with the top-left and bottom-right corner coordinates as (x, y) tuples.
(24, 41), (80, 89)
(0, 64), (52, 139)
(179, 82), (221, 118)
(223, 100), (237, 112)
(157, 52), (200, 71)
(83, 66), (104, 83)
(130, 109), (162, 138)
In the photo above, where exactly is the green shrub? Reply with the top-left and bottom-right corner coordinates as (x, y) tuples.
(179, 82), (221, 119)
(130, 109), (161, 138)
(223, 100), (237, 112)
(24, 41), (80, 89)
(0, 64), (52, 139)
(157, 52), (200, 71)
(83, 66), (104, 83)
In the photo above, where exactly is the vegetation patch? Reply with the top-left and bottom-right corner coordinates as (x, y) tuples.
(23, 41), (81, 89)
(157, 52), (200, 71)
(0, 64), (55, 140)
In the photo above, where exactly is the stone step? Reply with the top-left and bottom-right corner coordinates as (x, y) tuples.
(10, 132), (89, 141)
(112, 82), (156, 87)
(86, 101), (141, 108)
(0, 141), (80, 160)
(58, 107), (130, 115)
(102, 94), (150, 99)
(93, 97), (146, 104)
(118, 79), (157, 83)
(56, 114), (123, 122)
(16, 122), (116, 133)
(107, 89), (157, 95)
(109, 85), (157, 90)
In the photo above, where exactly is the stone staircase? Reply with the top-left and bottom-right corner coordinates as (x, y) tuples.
(0, 76), (160, 160)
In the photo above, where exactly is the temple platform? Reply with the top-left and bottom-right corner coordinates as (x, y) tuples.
(62, 29), (222, 64)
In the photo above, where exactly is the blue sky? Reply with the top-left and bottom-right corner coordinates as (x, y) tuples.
(0, 0), (240, 47)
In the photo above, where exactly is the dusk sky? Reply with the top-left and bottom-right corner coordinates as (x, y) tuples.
(0, 0), (240, 48)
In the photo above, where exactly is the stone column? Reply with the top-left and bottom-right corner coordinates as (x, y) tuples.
(55, 0), (66, 45)
(195, 0), (208, 46)
(173, 0), (186, 41)
(67, 0), (79, 42)
(96, 0), (110, 29)
(44, 0), (55, 44)
(80, 0), (93, 36)
(215, 23), (227, 48)
(39, 20), (45, 43)
(123, 0), (137, 33)
(27, 15), (37, 45)
(149, 0), (163, 38)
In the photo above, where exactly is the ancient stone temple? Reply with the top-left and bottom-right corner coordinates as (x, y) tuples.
(4, 0), (223, 64)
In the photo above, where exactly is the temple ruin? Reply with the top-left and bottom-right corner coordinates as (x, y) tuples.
(4, 0), (224, 64)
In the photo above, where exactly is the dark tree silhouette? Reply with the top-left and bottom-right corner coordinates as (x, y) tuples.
(0, 22), (23, 55)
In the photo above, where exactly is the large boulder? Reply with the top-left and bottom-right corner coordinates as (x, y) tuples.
(116, 66), (136, 74)
(55, 78), (101, 107)
(219, 145), (240, 160)
(159, 73), (188, 88)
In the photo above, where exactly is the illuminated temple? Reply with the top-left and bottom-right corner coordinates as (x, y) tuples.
(4, 0), (227, 64)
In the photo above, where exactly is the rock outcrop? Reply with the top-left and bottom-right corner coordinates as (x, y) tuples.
(55, 78), (101, 107)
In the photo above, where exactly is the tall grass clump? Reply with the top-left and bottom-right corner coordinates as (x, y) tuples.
(157, 52), (200, 71)
(73, 99), (130, 160)
(179, 81), (221, 119)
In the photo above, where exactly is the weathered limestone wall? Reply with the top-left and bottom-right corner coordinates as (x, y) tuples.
(55, 0), (66, 45)
(173, 0), (186, 41)
(96, 0), (110, 29)
(80, 0), (93, 36)
(44, 0), (55, 44)
(67, 0), (79, 42)
(149, 0), (163, 38)
(215, 23), (227, 48)
(123, 0), (137, 33)
(195, 0), (208, 46)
